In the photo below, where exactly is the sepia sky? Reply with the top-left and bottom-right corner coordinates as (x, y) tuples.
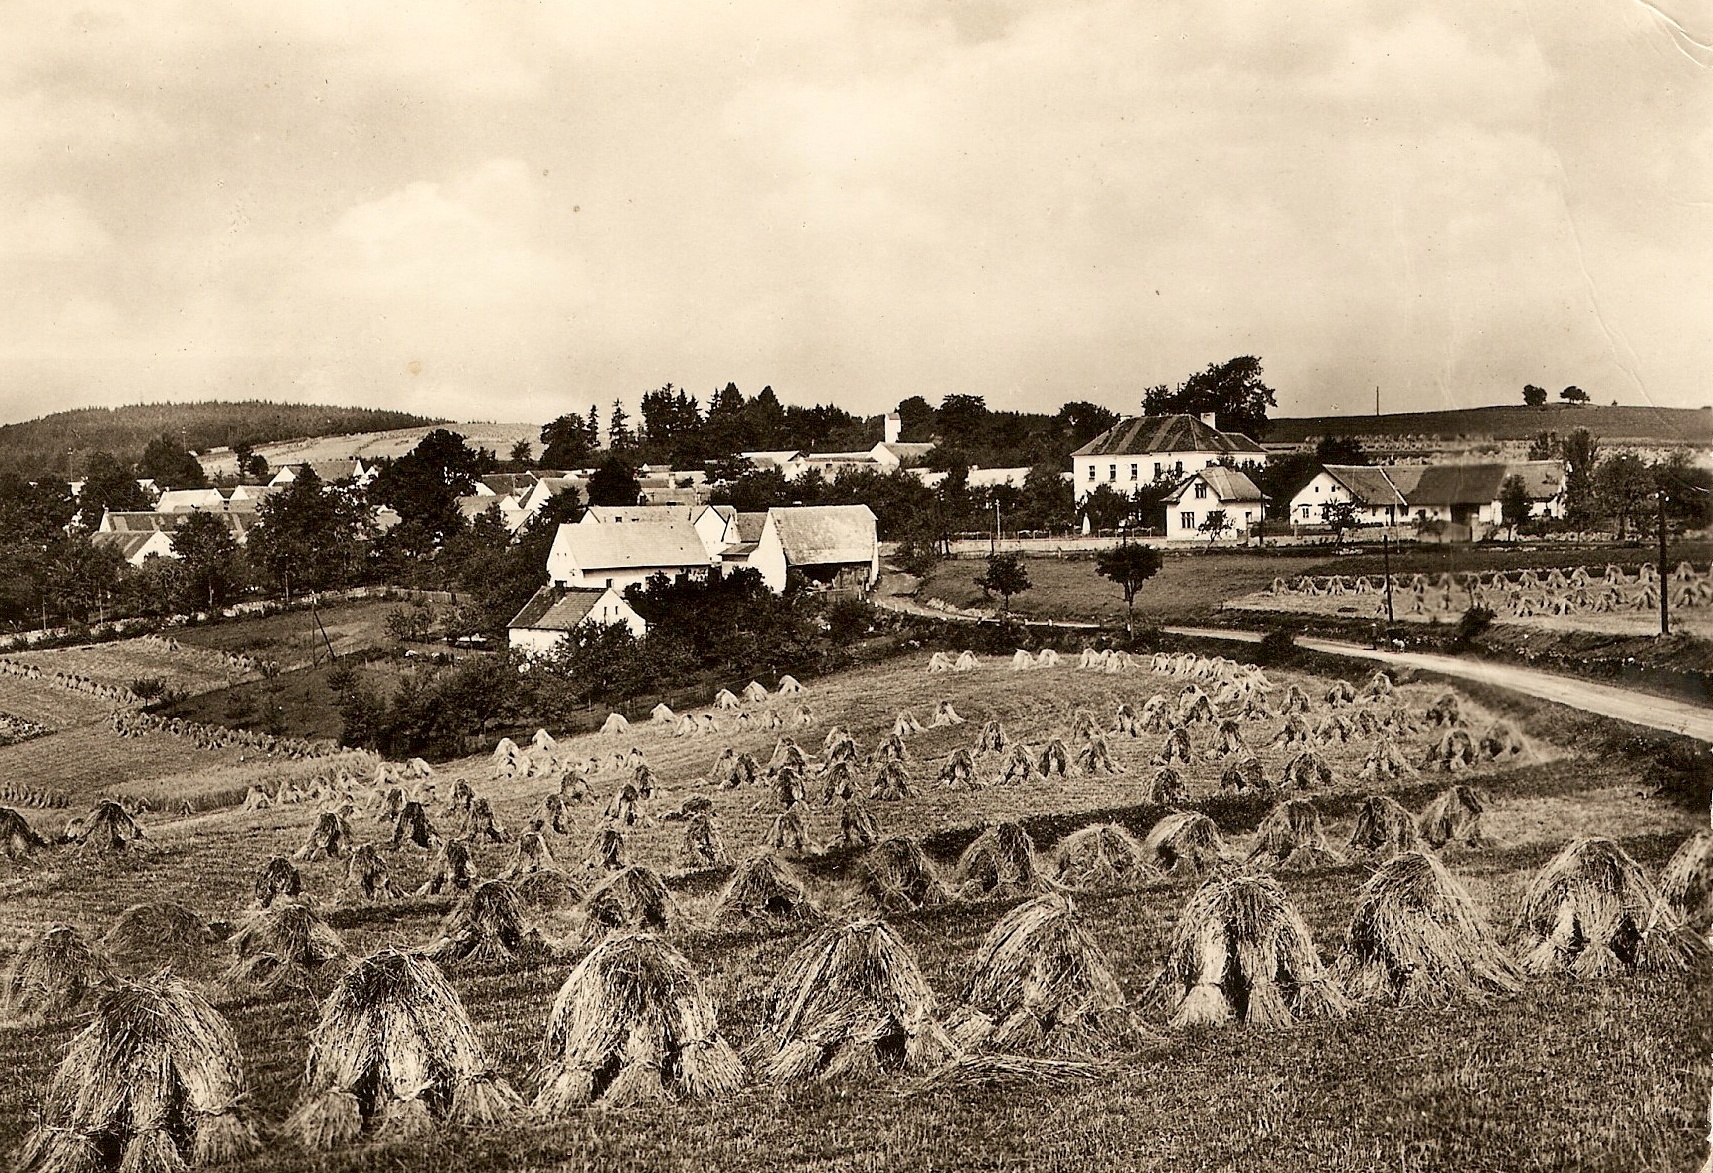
(2, 1), (1709, 427)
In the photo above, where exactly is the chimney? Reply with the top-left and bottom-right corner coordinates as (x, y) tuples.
(884, 411), (901, 444)
(1200, 411), (1218, 428)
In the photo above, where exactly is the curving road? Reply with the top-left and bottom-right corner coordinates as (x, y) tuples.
(1163, 625), (1713, 743)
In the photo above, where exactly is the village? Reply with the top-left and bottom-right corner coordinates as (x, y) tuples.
(2, 1), (1711, 1170)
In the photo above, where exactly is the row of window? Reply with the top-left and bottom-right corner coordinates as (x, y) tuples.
(1087, 460), (1190, 482)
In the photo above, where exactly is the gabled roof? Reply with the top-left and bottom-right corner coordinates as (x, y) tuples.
(552, 515), (711, 572)
(1072, 414), (1266, 458)
(154, 488), (228, 512)
(741, 450), (803, 465)
(583, 505), (694, 525)
(508, 585), (616, 631)
(91, 531), (167, 561)
(1320, 465), (1410, 509)
(1502, 460), (1566, 499)
(101, 511), (177, 533)
(1169, 466), (1263, 503)
(769, 504), (878, 566)
(1407, 463), (1509, 506)
(873, 441), (935, 464)
(457, 495), (507, 520)
(481, 473), (539, 496)
(730, 512), (769, 544)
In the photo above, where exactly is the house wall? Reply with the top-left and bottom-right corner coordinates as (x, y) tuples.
(1073, 450), (1267, 501)
(1167, 484), (1262, 541)
(692, 509), (731, 557)
(1286, 473), (1398, 527)
(748, 521), (790, 593)
(508, 590), (647, 656)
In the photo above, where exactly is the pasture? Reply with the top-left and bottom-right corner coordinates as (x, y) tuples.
(0, 647), (1705, 1171)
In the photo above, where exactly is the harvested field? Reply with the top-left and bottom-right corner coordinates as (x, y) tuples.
(0, 645), (1703, 1172)
(7, 635), (254, 696)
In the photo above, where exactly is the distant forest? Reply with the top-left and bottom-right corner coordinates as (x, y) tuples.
(0, 402), (441, 477)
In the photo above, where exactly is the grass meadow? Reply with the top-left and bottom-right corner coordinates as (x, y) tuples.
(0, 647), (1706, 1171)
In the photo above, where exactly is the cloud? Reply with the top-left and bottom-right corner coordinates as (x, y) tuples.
(0, 0), (1706, 426)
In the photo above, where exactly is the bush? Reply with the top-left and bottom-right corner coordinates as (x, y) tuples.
(129, 676), (167, 701)
(1256, 627), (1297, 665)
(1456, 606), (1495, 645)
(894, 538), (941, 581)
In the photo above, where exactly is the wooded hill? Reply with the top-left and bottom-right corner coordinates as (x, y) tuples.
(0, 402), (441, 478)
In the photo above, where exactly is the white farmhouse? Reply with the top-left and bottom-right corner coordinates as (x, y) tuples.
(1163, 467), (1264, 542)
(1071, 413), (1268, 504)
(90, 530), (178, 567)
(580, 503), (733, 559)
(545, 513), (715, 591)
(745, 505), (879, 594)
(506, 585), (646, 656)
(1287, 465), (1414, 529)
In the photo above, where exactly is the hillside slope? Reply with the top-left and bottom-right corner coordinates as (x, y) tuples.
(0, 402), (442, 477)
(1265, 402), (1712, 447)
(198, 420), (541, 476)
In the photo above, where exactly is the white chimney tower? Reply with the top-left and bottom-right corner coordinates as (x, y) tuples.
(884, 411), (902, 444)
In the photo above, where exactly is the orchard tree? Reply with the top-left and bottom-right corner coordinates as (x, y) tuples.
(77, 451), (152, 530)
(1144, 356), (1277, 439)
(1094, 542), (1163, 627)
(1522, 384), (1548, 407)
(1198, 509), (1233, 549)
(170, 512), (246, 611)
(1560, 385), (1590, 404)
(974, 552), (1031, 613)
(138, 434), (207, 489)
(587, 455), (642, 507)
(1561, 428), (1601, 526)
(249, 468), (367, 596)
(539, 412), (593, 469)
(1499, 475), (1532, 537)
(1320, 499), (1360, 546)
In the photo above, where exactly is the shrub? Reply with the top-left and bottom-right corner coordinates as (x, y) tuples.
(129, 676), (167, 701)
(1455, 606), (1494, 646)
(1257, 627), (1297, 665)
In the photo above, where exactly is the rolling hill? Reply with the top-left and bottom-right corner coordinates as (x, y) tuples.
(0, 402), (442, 478)
(1264, 402), (1713, 447)
(198, 420), (542, 477)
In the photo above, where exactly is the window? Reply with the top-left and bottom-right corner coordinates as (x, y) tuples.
(1130, 463), (1138, 481)
(1244, 511), (1253, 525)
(1087, 464), (1095, 481)
(1108, 464), (1117, 481)
(1174, 461), (1183, 474)
(1153, 462), (1162, 479)
(1193, 482), (1208, 500)
(1179, 511), (1195, 530)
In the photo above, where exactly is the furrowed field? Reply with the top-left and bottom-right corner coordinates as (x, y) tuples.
(0, 643), (1706, 1172)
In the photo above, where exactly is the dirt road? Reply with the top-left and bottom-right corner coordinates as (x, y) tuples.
(1164, 625), (1713, 743)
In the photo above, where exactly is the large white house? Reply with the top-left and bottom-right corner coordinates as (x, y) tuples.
(1163, 467), (1264, 541)
(1071, 413), (1268, 505)
(545, 514), (715, 591)
(506, 585), (646, 655)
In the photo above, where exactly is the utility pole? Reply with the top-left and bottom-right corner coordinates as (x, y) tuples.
(1657, 485), (1669, 637)
(991, 500), (1000, 555)
(1375, 385), (1380, 418)
(1381, 526), (1395, 626)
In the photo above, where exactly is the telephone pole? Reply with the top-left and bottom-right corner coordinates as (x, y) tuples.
(1657, 485), (1669, 637)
